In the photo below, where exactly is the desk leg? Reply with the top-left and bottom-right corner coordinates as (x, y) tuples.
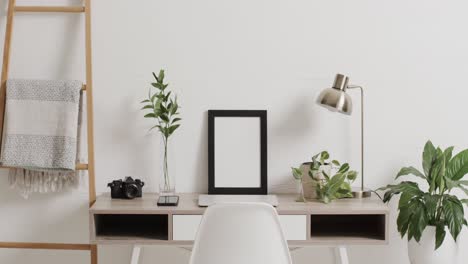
(333, 246), (349, 264)
(130, 245), (142, 264)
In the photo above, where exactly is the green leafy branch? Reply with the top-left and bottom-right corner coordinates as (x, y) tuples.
(140, 70), (181, 191)
(140, 70), (181, 139)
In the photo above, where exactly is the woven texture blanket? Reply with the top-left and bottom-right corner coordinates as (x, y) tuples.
(1, 79), (86, 197)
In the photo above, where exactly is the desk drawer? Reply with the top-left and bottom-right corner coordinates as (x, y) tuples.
(172, 214), (306, 241)
(172, 215), (203, 241)
(279, 215), (307, 241)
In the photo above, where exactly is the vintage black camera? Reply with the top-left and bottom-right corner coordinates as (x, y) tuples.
(107, 177), (144, 199)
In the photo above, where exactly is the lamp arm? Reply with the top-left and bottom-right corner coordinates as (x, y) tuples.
(346, 85), (365, 191)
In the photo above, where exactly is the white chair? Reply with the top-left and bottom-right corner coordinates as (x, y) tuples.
(189, 202), (293, 264)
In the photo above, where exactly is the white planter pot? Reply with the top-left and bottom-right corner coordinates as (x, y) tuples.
(408, 226), (458, 264)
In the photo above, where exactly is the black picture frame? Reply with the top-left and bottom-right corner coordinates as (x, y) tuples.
(208, 110), (267, 195)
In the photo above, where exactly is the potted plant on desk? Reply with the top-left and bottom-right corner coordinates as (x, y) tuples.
(379, 141), (468, 264)
(292, 151), (358, 203)
(141, 70), (181, 195)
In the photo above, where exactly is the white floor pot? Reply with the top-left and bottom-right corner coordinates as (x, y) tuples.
(408, 226), (458, 264)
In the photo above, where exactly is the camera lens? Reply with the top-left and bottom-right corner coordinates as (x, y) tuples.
(124, 184), (139, 199)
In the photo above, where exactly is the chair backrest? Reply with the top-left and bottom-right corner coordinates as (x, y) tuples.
(189, 202), (292, 264)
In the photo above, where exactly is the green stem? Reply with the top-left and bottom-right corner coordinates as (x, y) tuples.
(435, 190), (446, 223)
(163, 135), (170, 192)
(296, 180), (306, 202)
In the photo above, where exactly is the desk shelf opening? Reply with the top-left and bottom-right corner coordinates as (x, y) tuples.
(94, 214), (169, 241)
(310, 214), (386, 241)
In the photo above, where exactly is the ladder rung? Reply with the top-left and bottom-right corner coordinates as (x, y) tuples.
(0, 163), (88, 170)
(14, 6), (85, 13)
(76, 163), (89, 170)
(0, 242), (91, 251)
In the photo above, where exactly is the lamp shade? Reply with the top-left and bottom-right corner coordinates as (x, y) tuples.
(316, 74), (353, 115)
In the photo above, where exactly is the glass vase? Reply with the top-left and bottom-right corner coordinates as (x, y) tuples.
(296, 179), (306, 202)
(159, 134), (175, 195)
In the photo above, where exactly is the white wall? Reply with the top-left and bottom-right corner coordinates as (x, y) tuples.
(0, 0), (467, 263)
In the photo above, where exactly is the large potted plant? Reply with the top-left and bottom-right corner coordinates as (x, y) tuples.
(141, 70), (181, 195)
(379, 141), (468, 264)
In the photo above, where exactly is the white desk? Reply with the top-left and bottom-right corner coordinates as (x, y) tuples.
(90, 193), (389, 264)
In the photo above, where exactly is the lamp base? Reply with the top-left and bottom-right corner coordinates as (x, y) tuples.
(351, 188), (372, 199)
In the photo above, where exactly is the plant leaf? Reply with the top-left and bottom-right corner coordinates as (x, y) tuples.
(411, 200), (429, 242)
(397, 208), (410, 238)
(461, 199), (468, 206)
(160, 103), (167, 114)
(397, 199), (419, 238)
(340, 181), (352, 192)
(395, 166), (426, 180)
(141, 105), (153, 110)
(429, 149), (445, 193)
(171, 103), (178, 115)
(320, 151), (329, 162)
(444, 146), (454, 165)
(151, 82), (160, 89)
(442, 195), (465, 241)
(445, 178), (468, 196)
(332, 160), (340, 166)
(346, 171), (358, 181)
(158, 69), (165, 83)
(168, 101), (174, 113)
(423, 140), (437, 177)
(291, 167), (303, 180)
(168, 124), (180, 135)
(151, 93), (158, 102)
(140, 99), (150, 103)
(165, 91), (172, 101)
(445, 177), (458, 189)
(160, 113), (169, 123)
(458, 185), (468, 196)
(335, 185), (353, 198)
(152, 72), (159, 82)
(378, 181), (423, 203)
(325, 173), (346, 197)
(311, 161), (320, 171)
(423, 193), (439, 222)
(149, 125), (161, 132)
(311, 152), (320, 163)
(435, 224), (446, 250)
(171, 117), (182, 124)
(458, 180), (468, 186)
(446, 149), (468, 180)
(159, 126), (169, 137)
(144, 113), (156, 118)
(399, 190), (418, 208)
(338, 163), (350, 173)
(336, 181), (353, 199)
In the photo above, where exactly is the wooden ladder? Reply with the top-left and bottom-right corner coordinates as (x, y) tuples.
(0, 1), (97, 264)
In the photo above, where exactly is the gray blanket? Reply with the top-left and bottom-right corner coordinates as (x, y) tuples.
(1, 79), (84, 197)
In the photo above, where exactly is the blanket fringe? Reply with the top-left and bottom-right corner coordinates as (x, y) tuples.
(8, 169), (84, 199)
